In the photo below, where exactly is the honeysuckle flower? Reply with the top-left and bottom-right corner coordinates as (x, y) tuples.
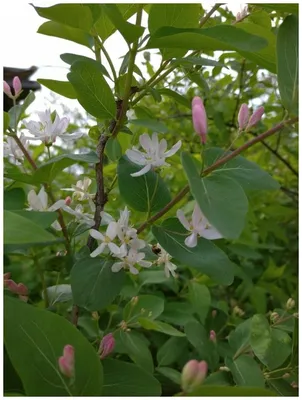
(89, 223), (120, 257)
(99, 333), (115, 359)
(246, 106), (264, 131)
(192, 96), (207, 144)
(24, 109), (82, 145)
(4, 134), (29, 164)
(27, 187), (66, 231)
(3, 76), (22, 99)
(209, 330), (216, 343)
(63, 177), (94, 201)
(177, 203), (222, 248)
(126, 133), (182, 177)
(111, 245), (152, 275)
(4, 275), (29, 302)
(156, 244), (177, 278)
(286, 298), (295, 310)
(58, 345), (75, 379)
(63, 204), (95, 227)
(181, 360), (208, 393)
(238, 103), (249, 131)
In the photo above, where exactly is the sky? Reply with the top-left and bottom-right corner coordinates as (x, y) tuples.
(2, 1), (243, 114)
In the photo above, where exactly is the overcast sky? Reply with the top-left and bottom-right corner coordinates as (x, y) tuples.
(3, 1), (242, 113)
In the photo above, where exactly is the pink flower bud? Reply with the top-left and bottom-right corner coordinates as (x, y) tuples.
(246, 106), (264, 131)
(5, 279), (28, 295)
(65, 196), (72, 206)
(192, 96), (207, 144)
(12, 76), (22, 98)
(3, 272), (11, 283)
(181, 360), (208, 393)
(237, 103), (249, 130)
(99, 333), (115, 359)
(58, 345), (75, 378)
(3, 81), (13, 98)
(209, 330), (216, 343)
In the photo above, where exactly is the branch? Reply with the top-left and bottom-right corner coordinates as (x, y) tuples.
(136, 117), (298, 233)
(231, 58), (246, 127)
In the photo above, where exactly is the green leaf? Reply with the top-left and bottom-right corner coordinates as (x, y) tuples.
(250, 314), (271, 361)
(268, 379), (298, 396)
(102, 359), (161, 396)
(60, 53), (111, 79)
(129, 119), (168, 134)
(4, 111), (10, 132)
(182, 151), (248, 239)
(38, 79), (77, 99)
(70, 258), (125, 311)
(4, 296), (103, 396)
(138, 318), (186, 337)
(12, 211), (58, 229)
(205, 148), (281, 191)
(253, 3), (298, 14)
(38, 21), (93, 48)
(105, 137), (122, 161)
(102, 4), (145, 44)
(157, 88), (191, 109)
(204, 371), (232, 386)
(225, 355), (265, 387)
(4, 347), (24, 395)
(118, 330), (154, 373)
(34, 4), (94, 32)
(187, 386), (275, 396)
(228, 318), (252, 357)
(4, 188), (26, 210)
(33, 152), (99, 184)
(147, 25), (268, 54)
(45, 284), (72, 305)
(173, 56), (225, 68)
(123, 295), (165, 323)
(276, 15), (298, 115)
(68, 60), (116, 119)
(152, 218), (234, 285)
(156, 367), (181, 384)
(8, 91), (35, 128)
(148, 4), (202, 58)
(160, 301), (196, 326)
(236, 22), (276, 73)
(264, 329), (291, 370)
(157, 337), (187, 367)
(188, 282), (211, 323)
(4, 211), (57, 245)
(117, 156), (171, 213)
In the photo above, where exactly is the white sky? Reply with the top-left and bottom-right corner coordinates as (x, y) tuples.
(2, 1), (243, 113)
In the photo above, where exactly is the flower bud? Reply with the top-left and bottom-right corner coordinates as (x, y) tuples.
(192, 96), (207, 144)
(238, 103), (249, 130)
(3, 81), (13, 99)
(246, 106), (264, 131)
(12, 76), (22, 98)
(282, 373), (290, 379)
(270, 311), (280, 323)
(286, 298), (295, 310)
(211, 309), (217, 318)
(58, 345), (75, 378)
(181, 360), (208, 393)
(209, 330), (216, 343)
(99, 333), (115, 360)
(65, 196), (72, 206)
(3, 272), (11, 282)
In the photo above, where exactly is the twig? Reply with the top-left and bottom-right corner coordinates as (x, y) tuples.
(231, 59), (246, 127)
(136, 117), (298, 233)
(199, 3), (223, 26)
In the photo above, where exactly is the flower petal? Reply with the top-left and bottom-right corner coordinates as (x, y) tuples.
(139, 133), (152, 152)
(200, 226), (223, 240)
(28, 190), (43, 211)
(164, 140), (182, 157)
(106, 222), (117, 240)
(176, 209), (191, 231)
(129, 265), (139, 275)
(48, 199), (66, 211)
(185, 232), (198, 248)
(139, 260), (152, 269)
(192, 203), (203, 228)
(126, 149), (146, 165)
(51, 220), (62, 231)
(130, 164), (151, 177)
(38, 187), (48, 210)
(108, 242), (120, 254)
(89, 229), (105, 241)
(111, 262), (124, 273)
(90, 243), (106, 257)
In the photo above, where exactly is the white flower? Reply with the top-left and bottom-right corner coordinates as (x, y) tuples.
(111, 245), (152, 275)
(126, 133), (182, 177)
(115, 206), (145, 249)
(89, 222), (120, 257)
(62, 177), (95, 210)
(177, 203), (222, 248)
(63, 204), (95, 227)
(4, 134), (28, 164)
(235, 5), (248, 22)
(24, 109), (82, 145)
(27, 187), (66, 231)
(156, 244), (177, 278)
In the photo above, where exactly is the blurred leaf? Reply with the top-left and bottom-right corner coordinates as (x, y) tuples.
(105, 137), (122, 162)
(188, 282), (211, 323)
(4, 112), (10, 132)
(68, 60), (116, 119)
(4, 296), (103, 396)
(12, 211), (58, 229)
(182, 151), (248, 239)
(138, 318), (186, 337)
(102, 359), (161, 396)
(157, 88), (191, 108)
(4, 188), (26, 210)
(157, 337), (187, 367)
(129, 119), (168, 133)
(70, 258), (125, 311)
(152, 218), (234, 285)
(38, 79), (77, 99)
(276, 15), (298, 115)
(118, 156), (171, 213)
(45, 284), (73, 305)
(156, 367), (181, 384)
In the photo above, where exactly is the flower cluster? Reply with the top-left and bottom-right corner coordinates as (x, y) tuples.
(177, 203), (222, 248)
(126, 132), (182, 177)
(4, 134), (29, 164)
(3, 76), (22, 100)
(238, 104), (264, 131)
